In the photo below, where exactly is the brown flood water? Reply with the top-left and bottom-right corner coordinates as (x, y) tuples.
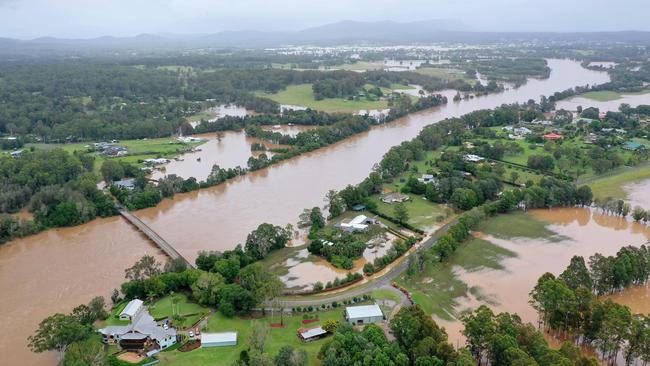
(438, 208), (650, 349)
(0, 59), (610, 365)
(624, 178), (650, 209)
(0, 218), (166, 366)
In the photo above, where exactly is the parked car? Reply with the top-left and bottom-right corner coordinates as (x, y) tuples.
(163, 323), (168, 330)
(195, 328), (201, 336)
(189, 331), (194, 338)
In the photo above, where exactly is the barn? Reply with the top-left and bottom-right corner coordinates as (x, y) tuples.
(345, 304), (385, 325)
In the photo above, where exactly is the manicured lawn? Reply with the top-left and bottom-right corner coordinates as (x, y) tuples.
(156, 309), (350, 366)
(368, 194), (451, 231)
(103, 301), (130, 326)
(256, 84), (389, 112)
(370, 289), (402, 303)
(149, 293), (210, 329)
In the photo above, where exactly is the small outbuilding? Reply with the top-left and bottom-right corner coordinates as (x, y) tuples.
(119, 299), (144, 321)
(201, 332), (238, 348)
(297, 326), (328, 342)
(345, 304), (385, 325)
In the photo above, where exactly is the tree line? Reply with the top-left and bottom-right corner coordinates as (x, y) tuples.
(530, 248), (650, 365)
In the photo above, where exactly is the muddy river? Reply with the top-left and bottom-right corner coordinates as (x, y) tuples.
(0, 59), (609, 365)
(624, 178), (650, 208)
(438, 208), (650, 348)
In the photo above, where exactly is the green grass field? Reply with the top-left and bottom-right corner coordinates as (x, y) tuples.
(256, 84), (389, 112)
(580, 89), (650, 102)
(476, 211), (559, 240)
(368, 194), (451, 230)
(149, 293), (210, 329)
(585, 163), (650, 200)
(25, 137), (205, 173)
(156, 309), (350, 366)
(414, 67), (475, 83)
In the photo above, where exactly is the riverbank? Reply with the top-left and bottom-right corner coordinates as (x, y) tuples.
(0, 59), (611, 365)
(400, 208), (650, 345)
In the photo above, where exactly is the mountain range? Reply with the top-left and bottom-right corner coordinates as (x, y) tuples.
(1, 19), (649, 56)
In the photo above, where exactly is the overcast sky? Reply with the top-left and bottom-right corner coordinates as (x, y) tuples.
(0, 0), (648, 39)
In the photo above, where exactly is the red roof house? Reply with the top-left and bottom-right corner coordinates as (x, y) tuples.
(543, 133), (563, 140)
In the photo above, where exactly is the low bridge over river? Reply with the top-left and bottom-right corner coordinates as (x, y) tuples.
(117, 207), (195, 268)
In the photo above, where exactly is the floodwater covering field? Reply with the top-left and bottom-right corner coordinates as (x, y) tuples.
(0, 59), (610, 365)
(556, 91), (650, 112)
(433, 208), (650, 346)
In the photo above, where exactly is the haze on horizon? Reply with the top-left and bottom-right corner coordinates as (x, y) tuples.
(0, 0), (648, 39)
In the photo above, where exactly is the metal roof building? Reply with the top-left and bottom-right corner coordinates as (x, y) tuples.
(201, 332), (238, 347)
(345, 303), (384, 325)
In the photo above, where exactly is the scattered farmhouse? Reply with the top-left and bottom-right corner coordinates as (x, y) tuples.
(464, 154), (485, 163)
(345, 303), (385, 325)
(543, 133), (563, 141)
(337, 215), (378, 233)
(201, 332), (238, 347)
(622, 141), (647, 151)
(528, 119), (553, 126)
(143, 158), (170, 166)
(381, 192), (410, 204)
(297, 326), (328, 342)
(417, 174), (437, 184)
(10, 149), (23, 158)
(98, 299), (177, 352)
(114, 178), (136, 190)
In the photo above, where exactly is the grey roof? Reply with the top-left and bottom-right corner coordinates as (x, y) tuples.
(201, 332), (238, 344)
(299, 327), (327, 339)
(120, 299), (143, 318)
(99, 306), (176, 344)
(345, 304), (383, 319)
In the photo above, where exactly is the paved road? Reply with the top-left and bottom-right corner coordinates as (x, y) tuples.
(270, 219), (457, 307)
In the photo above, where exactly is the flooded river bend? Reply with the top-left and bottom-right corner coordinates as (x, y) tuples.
(0, 59), (609, 365)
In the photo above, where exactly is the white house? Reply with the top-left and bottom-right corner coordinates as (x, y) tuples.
(201, 332), (238, 347)
(464, 154), (484, 163)
(345, 304), (385, 325)
(337, 215), (377, 233)
(514, 127), (532, 136)
(381, 193), (410, 204)
(99, 304), (177, 351)
(120, 299), (144, 321)
(418, 174), (437, 184)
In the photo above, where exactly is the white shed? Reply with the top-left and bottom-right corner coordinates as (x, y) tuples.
(345, 304), (384, 325)
(119, 299), (144, 321)
(201, 332), (238, 347)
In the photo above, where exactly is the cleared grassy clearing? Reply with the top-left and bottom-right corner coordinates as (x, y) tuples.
(368, 194), (451, 230)
(25, 137), (205, 172)
(414, 67), (474, 83)
(476, 211), (558, 240)
(586, 163), (650, 200)
(149, 293), (210, 329)
(256, 84), (389, 112)
(157, 309), (349, 366)
(580, 89), (650, 102)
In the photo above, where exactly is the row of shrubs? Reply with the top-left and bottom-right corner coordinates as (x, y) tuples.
(290, 294), (372, 313)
